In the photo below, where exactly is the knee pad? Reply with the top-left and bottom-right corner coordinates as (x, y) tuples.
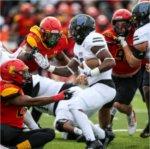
(55, 119), (69, 132)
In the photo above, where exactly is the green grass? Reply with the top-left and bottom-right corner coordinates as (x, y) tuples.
(39, 91), (150, 149)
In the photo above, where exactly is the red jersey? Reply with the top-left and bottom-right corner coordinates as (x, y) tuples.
(20, 25), (68, 72)
(14, 14), (37, 36)
(103, 28), (141, 75)
(0, 81), (26, 129)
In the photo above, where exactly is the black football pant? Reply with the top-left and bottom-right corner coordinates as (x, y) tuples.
(0, 124), (55, 148)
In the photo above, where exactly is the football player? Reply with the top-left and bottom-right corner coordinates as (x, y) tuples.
(0, 59), (72, 148)
(15, 16), (70, 123)
(34, 14), (116, 149)
(132, 1), (150, 138)
(103, 9), (143, 135)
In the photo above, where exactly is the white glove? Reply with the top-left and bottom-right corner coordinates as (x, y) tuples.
(78, 61), (100, 77)
(33, 52), (50, 69)
(118, 36), (127, 47)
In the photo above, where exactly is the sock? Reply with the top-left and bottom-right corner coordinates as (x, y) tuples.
(16, 140), (31, 149)
(24, 110), (39, 130)
(89, 122), (105, 139)
(73, 127), (83, 135)
(70, 109), (95, 141)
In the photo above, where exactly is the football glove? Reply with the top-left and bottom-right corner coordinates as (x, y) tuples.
(33, 51), (50, 69)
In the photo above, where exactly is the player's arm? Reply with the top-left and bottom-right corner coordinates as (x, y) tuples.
(132, 31), (148, 59)
(50, 58), (80, 77)
(55, 51), (70, 65)
(2, 90), (72, 106)
(90, 45), (116, 75)
(117, 36), (141, 68)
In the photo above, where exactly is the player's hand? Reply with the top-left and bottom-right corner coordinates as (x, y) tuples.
(52, 90), (74, 102)
(75, 74), (88, 85)
(33, 52), (50, 69)
(117, 36), (127, 47)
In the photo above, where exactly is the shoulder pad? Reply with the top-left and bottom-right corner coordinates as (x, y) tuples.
(27, 35), (37, 48)
(27, 26), (41, 48)
(1, 86), (20, 98)
(30, 25), (40, 35)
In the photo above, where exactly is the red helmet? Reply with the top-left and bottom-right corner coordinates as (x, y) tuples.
(40, 17), (62, 47)
(1, 59), (31, 85)
(112, 9), (132, 36)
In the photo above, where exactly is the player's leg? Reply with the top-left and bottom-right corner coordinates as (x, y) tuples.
(140, 70), (150, 138)
(54, 107), (82, 140)
(1, 124), (55, 148)
(112, 70), (142, 135)
(68, 84), (115, 148)
(15, 128), (55, 149)
(24, 110), (39, 130)
(99, 100), (116, 144)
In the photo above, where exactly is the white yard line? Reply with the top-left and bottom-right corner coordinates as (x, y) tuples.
(113, 129), (143, 132)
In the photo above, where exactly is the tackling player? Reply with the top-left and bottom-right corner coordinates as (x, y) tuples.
(0, 59), (72, 148)
(16, 16), (70, 122)
(132, 1), (150, 138)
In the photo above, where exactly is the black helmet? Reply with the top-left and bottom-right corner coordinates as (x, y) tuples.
(132, 2), (150, 28)
(69, 14), (95, 45)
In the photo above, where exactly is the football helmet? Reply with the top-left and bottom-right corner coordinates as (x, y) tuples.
(69, 14), (95, 45)
(40, 17), (62, 47)
(1, 59), (31, 86)
(112, 9), (132, 36)
(132, 2), (150, 28)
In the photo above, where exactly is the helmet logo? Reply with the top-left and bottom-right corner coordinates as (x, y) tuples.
(9, 66), (15, 74)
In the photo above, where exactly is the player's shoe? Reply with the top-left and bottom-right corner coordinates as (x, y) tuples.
(86, 140), (103, 149)
(100, 127), (115, 148)
(127, 110), (137, 135)
(76, 134), (86, 142)
(140, 123), (150, 138)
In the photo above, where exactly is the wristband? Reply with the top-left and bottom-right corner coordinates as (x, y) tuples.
(47, 65), (56, 73)
(90, 67), (100, 76)
(51, 91), (65, 102)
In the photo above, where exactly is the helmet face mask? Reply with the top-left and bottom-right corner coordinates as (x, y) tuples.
(69, 14), (95, 45)
(41, 29), (61, 47)
(113, 20), (131, 36)
(1, 60), (32, 86)
(112, 9), (132, 36)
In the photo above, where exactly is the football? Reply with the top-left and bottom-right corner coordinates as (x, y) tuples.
(80, 58), (101, 69)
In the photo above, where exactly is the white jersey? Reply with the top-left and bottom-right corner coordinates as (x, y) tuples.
(73, 31), (112, 85)
(32, 74), (64, 115)
(133, 23), (150, 59)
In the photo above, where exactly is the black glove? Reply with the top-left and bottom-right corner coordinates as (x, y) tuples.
(64, 90), (74, 100)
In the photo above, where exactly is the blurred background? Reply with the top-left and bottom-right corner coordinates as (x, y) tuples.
(0, 0), (139, 49)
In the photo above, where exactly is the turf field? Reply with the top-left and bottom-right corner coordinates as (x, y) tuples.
(39, 91), (150, 149)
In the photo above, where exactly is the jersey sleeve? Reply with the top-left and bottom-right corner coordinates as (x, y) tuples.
(133, 29), (149, 45)
(84, 32), (108, 50)
(0, 83), (22, 99)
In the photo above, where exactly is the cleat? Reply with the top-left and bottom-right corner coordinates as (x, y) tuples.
(86, 140), (103, 149)
(127, 110), (137, 135)
(140, 123), (150, 138)
(100, 128), (115, 147)
(76, 134), (86, 142)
